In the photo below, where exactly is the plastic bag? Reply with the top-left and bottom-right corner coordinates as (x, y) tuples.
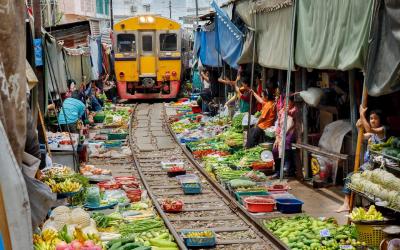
(299, 87), (324, 107)
(22, 152), (40, 178)
(23, 173), (56, 229)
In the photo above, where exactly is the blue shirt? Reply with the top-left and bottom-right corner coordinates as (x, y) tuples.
(57, 98), (86, 125)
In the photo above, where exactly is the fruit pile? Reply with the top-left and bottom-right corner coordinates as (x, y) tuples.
(264, 216), (366, 250)
(350, 205), (384, 221)
(45, 179), (82, 193)
(185, 231), (213, 238)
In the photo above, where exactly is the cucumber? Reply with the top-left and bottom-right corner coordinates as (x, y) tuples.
(132, 247), (151, 250)
(109, 242), (123, 250)
(120, 243), (142, 250)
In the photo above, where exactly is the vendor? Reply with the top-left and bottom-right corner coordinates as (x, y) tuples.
(58, 90), (92, 133)
(246, 88), (276, 148)
(271, 95), (297, 179)
(199, 69), (212, 112)
(337, 106), (387, 212)
(85, 81), (103, 112)
(234, 75), (252, 113)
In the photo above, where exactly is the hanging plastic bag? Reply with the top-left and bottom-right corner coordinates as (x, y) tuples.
(298, 87), (324, 107)
(23, 172), (57, 229)
(22, 152), (41, 179)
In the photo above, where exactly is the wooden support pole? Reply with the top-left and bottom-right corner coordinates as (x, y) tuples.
(348, 83), (368, 221)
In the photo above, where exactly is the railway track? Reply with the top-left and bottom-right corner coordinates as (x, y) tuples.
(128, 103), (286, 250)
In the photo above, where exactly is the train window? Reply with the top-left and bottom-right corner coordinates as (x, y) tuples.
(142, 35), (153, 52)
(160, 34), (177, 51)
(117, 34), (135, 53)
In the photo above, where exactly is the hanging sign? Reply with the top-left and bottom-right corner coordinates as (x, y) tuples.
(33, 38), (43, 67)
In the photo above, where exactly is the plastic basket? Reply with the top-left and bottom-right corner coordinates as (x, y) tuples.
(104, 140), (122, 148)
(275, 198), (304, 214)
(243, 196), (275, 213)
(94, 114), (105, 123)
(107, 133), (128, 140)
(182, 182), (202, 194)
(181, 229), (216, 248)
(354, 223), (386, 247)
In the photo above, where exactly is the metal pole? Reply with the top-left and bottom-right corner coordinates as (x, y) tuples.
(195, 0), (199, 26)
(301, 68), (309, 179)
(279, 0), (296, 181)
(169, 0), (172, 19)
(246, 13), (257, 133)
(349, 70), (357, 154)
(110, 0), (114, 28)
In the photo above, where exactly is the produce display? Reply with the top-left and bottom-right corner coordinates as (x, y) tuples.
(350, 168), (400, 210)
(103, 109), (131, 127)
(81, 165), (111, 176)
(40, 167), (88, 195)
(264, 216), (365, 250)
(370, 137), (400, 159)
(349, 205), (384, 221)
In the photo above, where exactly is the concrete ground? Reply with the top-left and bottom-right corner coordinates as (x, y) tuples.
(288, 180), (348, 225)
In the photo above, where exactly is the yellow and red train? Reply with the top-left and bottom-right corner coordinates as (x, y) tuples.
(113, 14), (186, 100)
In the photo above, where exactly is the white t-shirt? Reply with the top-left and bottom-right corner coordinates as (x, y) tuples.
(203, 79), (210, 89)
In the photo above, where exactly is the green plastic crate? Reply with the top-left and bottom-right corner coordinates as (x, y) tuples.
(107, 133), (128, 140)
(94, 113), (105, 123)
(235, 191), (270, 205)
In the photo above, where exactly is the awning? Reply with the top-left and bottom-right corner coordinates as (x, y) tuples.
(365, 0), (400, 96)
(212, 0), (244, 69)
(295, 0), (373, 71)
(235, 0), (294, 70)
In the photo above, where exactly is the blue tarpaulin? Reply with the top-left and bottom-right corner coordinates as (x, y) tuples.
(211, 0), (244, 68)
(199, 28), (222, 67)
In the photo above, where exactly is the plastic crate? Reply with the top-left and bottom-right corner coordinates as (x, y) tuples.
(167, 170), (187, 177)
(354, 223), (386, 247)
(275, 198), (304, 214)
(107, 133), (128, 140)
(94, 114), (105, 123)
(243, 196), (275, 213)
(180, 137), (199, 144)
(104, 140), (122, 148)
(191, 105), (201, 113)
(181, 229), (216, 248)
(182, 182), (202, 194)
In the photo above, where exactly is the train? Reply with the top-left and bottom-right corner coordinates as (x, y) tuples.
(113, 14), (191, 100)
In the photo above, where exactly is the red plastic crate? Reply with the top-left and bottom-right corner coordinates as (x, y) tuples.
(191, 105), (201, 113)
(243, 196), (275, 213)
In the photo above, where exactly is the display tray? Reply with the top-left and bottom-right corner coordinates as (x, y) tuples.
(84, 201), (118, 210)
(87, 175), (113, 183)
(57, 189), (82, 199)
(348, 186), (400, 214)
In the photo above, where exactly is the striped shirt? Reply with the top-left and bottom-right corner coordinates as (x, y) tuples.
(57, 98), (85, 125)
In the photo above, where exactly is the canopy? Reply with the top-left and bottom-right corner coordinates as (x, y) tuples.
(365, 0), (400, 96)
(212, 0), (244, 69)
(295, 0), (373, 70)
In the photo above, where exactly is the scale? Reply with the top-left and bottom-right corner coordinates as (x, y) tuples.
(261, 150), (273, 162)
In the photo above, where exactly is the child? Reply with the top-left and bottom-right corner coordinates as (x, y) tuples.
(336, 106), (386, 212)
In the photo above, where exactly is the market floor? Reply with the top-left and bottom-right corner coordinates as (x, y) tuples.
(288, 180), (348, 225)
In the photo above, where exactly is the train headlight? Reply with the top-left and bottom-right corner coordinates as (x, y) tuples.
(139, 16), (146, 23)
(146, 16), (155, 23)
(171, 71), (177, 76)
(119, 72), (125, 78)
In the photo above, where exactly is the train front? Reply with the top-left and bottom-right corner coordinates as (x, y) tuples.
(113, 15), (182, 100)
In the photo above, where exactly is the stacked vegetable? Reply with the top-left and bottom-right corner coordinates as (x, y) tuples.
(349, 205), (384, 221)
(350, 168), (400, 210)
(264, 216), (366, 250)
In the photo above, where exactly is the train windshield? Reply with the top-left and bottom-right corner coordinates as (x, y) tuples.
(160, 33), (177, 51)
(117, 34), (135, 53)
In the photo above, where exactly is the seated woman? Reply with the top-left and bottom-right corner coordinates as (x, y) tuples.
(246, 88), (276, 148)
(337, 106), (386, 212)
(271, 95), (297, 179)
(58, 90), (92, 133)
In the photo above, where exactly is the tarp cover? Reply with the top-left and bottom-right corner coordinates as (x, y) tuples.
(235, 0), (293, 70)
(295, 0), (373, 70)
(212, 0), (244, 68)
(365, 0), (400, 96)
(198, 26), (222, 67)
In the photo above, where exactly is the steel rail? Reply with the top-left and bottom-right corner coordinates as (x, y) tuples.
(164, 107), (289, 250)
